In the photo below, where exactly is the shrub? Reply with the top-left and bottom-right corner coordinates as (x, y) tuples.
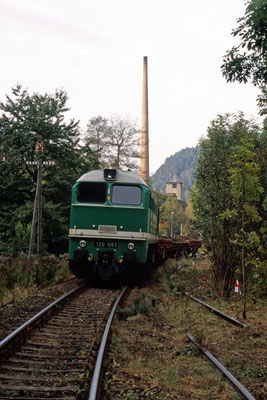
(0, 254), (71, 305)
(117, 294), (151, 320)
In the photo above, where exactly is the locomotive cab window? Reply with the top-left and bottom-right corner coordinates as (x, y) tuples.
(77, 182), (106, 203)
(111, 185), (142, 205)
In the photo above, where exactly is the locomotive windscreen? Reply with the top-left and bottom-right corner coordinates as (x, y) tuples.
(111, 185), (142, 205)
(77, 182), (106, 203)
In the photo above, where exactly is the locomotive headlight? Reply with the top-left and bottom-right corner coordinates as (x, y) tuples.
(128, 242), (135, 251)
(79, 240), (87, 248)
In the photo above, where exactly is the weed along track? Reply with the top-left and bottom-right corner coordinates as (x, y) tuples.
(0, 285), (125, 399)
(103, 258), (266, 399)
(187, 333), (256, 400)
(185, 292), (247, 328)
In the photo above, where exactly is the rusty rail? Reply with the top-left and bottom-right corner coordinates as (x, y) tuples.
(185, 292), (246, 328)
(187, 333), (255, 400)
(89, 286), (128, 400)
(0, 284), (84, 353)
(0, 285), (121, 398)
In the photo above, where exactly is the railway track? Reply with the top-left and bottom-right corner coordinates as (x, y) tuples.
(185, 292), (246, 328)
(187, 333), (256, 400)
(184, 290), (256, 398)
(0, 285), (127, 399)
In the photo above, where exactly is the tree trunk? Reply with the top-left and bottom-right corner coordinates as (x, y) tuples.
(242, 210), (247, 319)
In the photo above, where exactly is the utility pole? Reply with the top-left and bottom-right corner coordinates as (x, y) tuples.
(28, 164), (39, 259)
(26, 160), (55, 259)
(37, 159), (42, 254)
(171, 211), (174, 237)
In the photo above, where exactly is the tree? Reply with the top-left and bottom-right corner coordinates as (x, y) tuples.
(84, 115), (140, 170)
(220, 0), (267, 301)
(258, 126), (267, 246)
(222, 0), (267, 87)
(191, 113), (261, 295)
(220, 137), (263, 317)
(221, 0), (267, 114)
(0, 85), (97, 255)
(159, 197), (185, 237)
(106, 116), (140, 169)
(84, 116), (109, 165)
(182, 195), (200, 239)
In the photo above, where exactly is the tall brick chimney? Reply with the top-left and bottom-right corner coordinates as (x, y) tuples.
(140, 56), (149, 184)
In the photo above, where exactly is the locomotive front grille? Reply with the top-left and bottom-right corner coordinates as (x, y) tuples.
(98, 225), (117, 233)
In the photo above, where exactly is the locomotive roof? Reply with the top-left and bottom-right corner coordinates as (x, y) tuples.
(77, 169), (148, 186)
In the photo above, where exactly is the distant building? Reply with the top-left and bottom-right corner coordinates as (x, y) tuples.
(166, 181), (183, 201)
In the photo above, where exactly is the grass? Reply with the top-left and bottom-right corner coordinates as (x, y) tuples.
(103, 256), (267, 399)
(117, 294), (151, 321)
(0, 253), (72, 305)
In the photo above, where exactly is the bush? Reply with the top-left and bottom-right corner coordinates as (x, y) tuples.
(117, 294), (151, 320)
(164, 267), (186, 295)
(0, 254), (71, 305)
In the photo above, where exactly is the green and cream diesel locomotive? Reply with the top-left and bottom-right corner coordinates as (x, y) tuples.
(69, 169), (159, 280)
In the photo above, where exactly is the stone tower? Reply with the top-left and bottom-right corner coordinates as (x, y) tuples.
(166, 181), (183, 201)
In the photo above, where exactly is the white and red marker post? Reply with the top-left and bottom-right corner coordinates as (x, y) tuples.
(234, 280), (241, 311)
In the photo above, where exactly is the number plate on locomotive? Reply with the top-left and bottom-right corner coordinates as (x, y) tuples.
(95, 240), (118, 249)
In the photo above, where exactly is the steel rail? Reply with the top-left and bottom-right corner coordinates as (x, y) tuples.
(89, 286), (128, 400)
(187, 333), (255, 400)
(0, 283), (84, 351)
(185, 292), (246, 328)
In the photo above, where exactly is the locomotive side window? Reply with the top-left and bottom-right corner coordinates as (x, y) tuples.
(77, 182), (106, 203)
(111, 185), (142, 205)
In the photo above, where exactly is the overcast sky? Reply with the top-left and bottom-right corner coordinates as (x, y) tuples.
(0, 0), (261, 173)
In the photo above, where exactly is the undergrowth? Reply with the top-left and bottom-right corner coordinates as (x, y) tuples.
(117, 294), (151, 320)
(104, 257), (266, 399)
(0, 253), (72, 305)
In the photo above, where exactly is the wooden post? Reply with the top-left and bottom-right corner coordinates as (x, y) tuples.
(37, 159), (42, 254)
(28, 168), (39, 259)
(27, 159), (54, 259)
